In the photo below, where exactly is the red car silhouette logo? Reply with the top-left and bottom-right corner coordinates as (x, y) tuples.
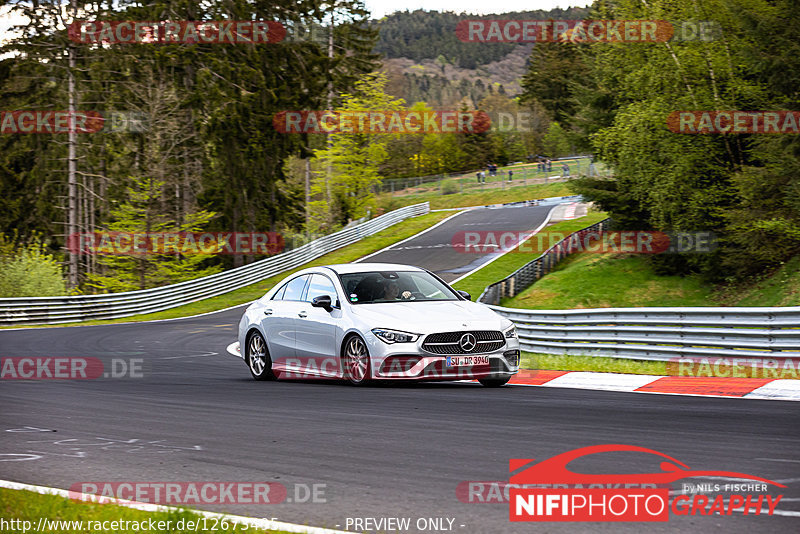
(510, 444), (785, 487)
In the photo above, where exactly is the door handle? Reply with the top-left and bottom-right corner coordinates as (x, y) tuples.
(264, 309), (273, 316)
(298, 311), (308, 318)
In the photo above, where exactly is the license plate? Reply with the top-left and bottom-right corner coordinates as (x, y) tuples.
(446, 355), (489, 367)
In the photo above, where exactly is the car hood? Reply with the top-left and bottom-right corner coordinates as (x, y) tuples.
(350, 300), (510, 334)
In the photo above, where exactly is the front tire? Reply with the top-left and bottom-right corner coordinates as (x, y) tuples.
(478, 375), (511, 387)
(246, 331), (276, 381)
(343, 335), (371, 385)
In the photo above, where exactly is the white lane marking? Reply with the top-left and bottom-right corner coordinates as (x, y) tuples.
(540, 371), (663, 392)
(449, 205), (556, 285)
(755, 458), (800, 464)
(162, 351), (218, 360)
(0, 454), (41, 462)
(727, 507), (800, 517)
(355, 210), (467, 263)
(745, 380), (800, 400)
(0, 479), (350, 534)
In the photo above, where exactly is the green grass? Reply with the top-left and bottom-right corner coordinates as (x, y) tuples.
(5, 211), (453, 329)
(520, 351), (800, 379)
(452, 211), (609, 300)
(379, 180), (573, 211)
(503, 250), (800, 310)
(521, 352), (667, 376)
(716, 255), (800, 307)
(0, 487), (296, 533)
(504, 253), (714, 309)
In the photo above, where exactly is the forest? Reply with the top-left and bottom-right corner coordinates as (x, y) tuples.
(0, 0), (797, 295)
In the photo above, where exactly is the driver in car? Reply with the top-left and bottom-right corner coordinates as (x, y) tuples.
(382, 280), (400, 300)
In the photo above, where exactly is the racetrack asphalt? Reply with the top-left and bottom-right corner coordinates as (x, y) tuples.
(357, 204), (553, 282)
(1, 309), (798, 533)
(1, 205), (798, 533)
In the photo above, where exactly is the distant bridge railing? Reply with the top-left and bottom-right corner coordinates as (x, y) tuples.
(0, 203), (430, 326)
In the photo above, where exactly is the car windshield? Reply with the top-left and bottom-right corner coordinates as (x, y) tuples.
(339, 271), (459, 304)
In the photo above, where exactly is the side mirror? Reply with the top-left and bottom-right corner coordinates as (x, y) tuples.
(311, 295), (333, 312)
(457, 290), (471, 301)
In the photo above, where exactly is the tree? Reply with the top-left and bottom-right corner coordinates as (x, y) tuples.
(310, 72), (404, 231)
(85, 173), (221, 292)
(569, 0), (800, 281)
(542, 122), (572, 159)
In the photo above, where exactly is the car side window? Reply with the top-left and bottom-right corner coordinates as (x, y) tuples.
(281, 275), (310, 301)
(305, 274), (338, 304)
(271, 283), (287, 300)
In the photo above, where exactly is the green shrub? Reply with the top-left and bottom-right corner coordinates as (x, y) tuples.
(442, 181), (458, 195)
(0, 238), (67, 297)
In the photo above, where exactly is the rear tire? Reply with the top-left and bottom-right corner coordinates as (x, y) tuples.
(246, 331), (276, 381)
(342, 335), (371, 386)
(479, 375), (511, 387)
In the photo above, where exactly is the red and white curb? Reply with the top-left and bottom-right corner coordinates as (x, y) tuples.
(0, 479), (348, 534)
(507, 370), (800, 401)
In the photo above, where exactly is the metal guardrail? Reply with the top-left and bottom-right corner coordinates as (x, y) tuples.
(478, 218), (611, 306)
(489, 305), (800, 361)
(0, 203), (430, 326)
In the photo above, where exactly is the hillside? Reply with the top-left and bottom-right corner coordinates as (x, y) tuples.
(373, 7), (590, 106)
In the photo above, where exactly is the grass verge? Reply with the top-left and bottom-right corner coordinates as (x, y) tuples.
(520, 352), (800, 379)
(451, 211), (609, 300)
(504, 251), (800, 310)
(716, 255), (800, 306)
(0, 487), (295, 534)
(504, 253), (713, 309)
(521, 352), (666, 375)
(5, 211), (453, 329)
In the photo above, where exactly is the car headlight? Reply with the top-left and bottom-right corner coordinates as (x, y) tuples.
(504, 325), (517, 339)
(372, 328), (420, 344)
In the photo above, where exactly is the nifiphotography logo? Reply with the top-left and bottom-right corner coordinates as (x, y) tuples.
(508, 444), (785, 522)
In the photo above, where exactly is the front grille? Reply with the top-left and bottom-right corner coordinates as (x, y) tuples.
(422, 330), (505, 354)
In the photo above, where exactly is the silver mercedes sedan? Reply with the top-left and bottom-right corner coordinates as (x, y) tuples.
(229, 263), (520, 386)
